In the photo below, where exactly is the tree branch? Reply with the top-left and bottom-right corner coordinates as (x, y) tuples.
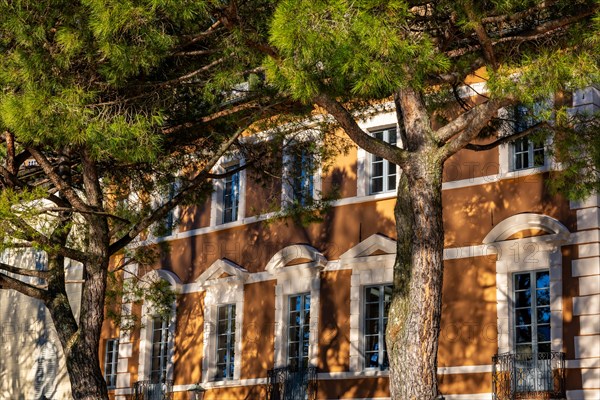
(435, 99), (504, 143)
(313, 93), (406, 166)
(108, 127), (245, 255)
(464, 121), (550, 151)
(0, 262), (49, 279)
(0, 270), (47, 300)
(28, 147), (91, 212)
(439, 99), (511, 160)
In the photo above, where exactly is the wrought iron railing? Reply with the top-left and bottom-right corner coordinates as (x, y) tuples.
(266, 366), (318, 400)
(133, 379), (174, 400)
(492, 352), (566, 400)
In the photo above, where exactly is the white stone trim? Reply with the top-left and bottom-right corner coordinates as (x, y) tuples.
(483, 213), (569, 244)
(347, 236), (395, 372)
(579, 276), (600, 296)
(280, 132), (323, 207)
(441, 394), (493, 400)
(577, 208), (600, 231)
(567, 389), (600, 400)
(265, 244), (327, 273)
(196, 258), (248, 286)
(137, 269), (180, 382)
(573, 294), (600, 316)
(580, 315), (600, 335)
(485, 214), (567, 354)
(573, 258), (600, 277)
(271, 256), (323, 369)
(575, 336), (600, 359)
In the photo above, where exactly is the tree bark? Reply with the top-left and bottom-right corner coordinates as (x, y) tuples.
(387, 156), (445, 400)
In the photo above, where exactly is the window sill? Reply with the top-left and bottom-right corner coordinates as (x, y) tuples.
(317, 370), (389, 379)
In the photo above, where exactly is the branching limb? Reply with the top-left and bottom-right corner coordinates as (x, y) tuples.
(314, 93), (406, 166)
(108, 127), (246, 255)
(465, 121), (550, 151)
(0, 262), (49, 279)
(0, 270), (47, 300)
(35, 207), (130, 223)
(435, 99), (507, 143)
(439, 99), (512, 160)
(28, 147), (91, 212)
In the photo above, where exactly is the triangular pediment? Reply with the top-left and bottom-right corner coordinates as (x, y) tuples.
(339, 234), (396, 260)
(196, 258), (248, 286)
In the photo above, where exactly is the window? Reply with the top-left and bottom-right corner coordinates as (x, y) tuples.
(288, 293), (311, 370)
(513, 270), (551, 355)
(216, 304), (236, 380)
(150, 316), (170, 382)
(291, 149), (314, 206)
(370, 128), (397, 194)
(104, 339), (119, 389)
(364, 285), (392, 370)
(222, 165), (240, 224)
(164, 183), (176, 236)
(512, 137), (545, 170)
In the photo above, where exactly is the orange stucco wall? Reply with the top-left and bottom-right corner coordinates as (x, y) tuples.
(173, 291), (205, 385)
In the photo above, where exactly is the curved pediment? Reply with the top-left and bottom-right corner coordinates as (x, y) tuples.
(265, 244), (327, 273)
(139, 269), (182, 293)
(196, 258), (248, 286)
(483, 213), (569, 244)
(339, 233), (396, 261)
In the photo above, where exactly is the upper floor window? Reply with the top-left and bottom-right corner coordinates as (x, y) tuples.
(512, 137), (545, 171)
(150, 316), (170, 382)
(288, 293), (311, 370)
(222, 165), (240, 224)
(291, 149), (314, 206)
(370, 128), (397, 194)
(216, 304), (237, 380)
(364, 284), (392, 370)
(104, 338), (119, 389)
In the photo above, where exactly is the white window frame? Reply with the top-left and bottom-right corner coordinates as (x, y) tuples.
(149, 316), (170, 382)
(104, 338), (119, 389)
(340, 234), (396, 373)
(286, 292), (312, 369)
(482, 213), (569, 355)
(368, 127), (398, 195)
(210, 158), (246, 226)
(267, 245), (326, 369)
(356, 111), (401, 198)
(198, 259), (247, 384)
(137, 270), (181, 383)
(215, 303), (237, 380)
(510, 136), (547, 171)
(363, 284), (392, 371)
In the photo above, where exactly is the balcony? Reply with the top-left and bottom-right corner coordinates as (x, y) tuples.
(133, 379), (174, 400)
(266, 366), (318, 400)
(492, 352), (566, 400)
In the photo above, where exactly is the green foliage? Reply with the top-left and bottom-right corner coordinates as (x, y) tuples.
(267, 0), (450, 101)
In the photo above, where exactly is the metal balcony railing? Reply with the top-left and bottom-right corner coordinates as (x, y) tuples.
(133, 379), (174, 400)
(266, 366), (318, 400)
(492, 352), (566, 400)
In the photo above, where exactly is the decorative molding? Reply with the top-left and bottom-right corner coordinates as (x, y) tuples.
(265, 244), (327, 273)
(483, 213), (570, 244)
(196, 258), (248, 287)
(339, 233), (396, 262)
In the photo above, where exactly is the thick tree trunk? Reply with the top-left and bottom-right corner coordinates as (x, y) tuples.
(387, 160), (445, 400)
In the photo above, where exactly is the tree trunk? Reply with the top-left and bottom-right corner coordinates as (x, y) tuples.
(387, 159), (445, 400)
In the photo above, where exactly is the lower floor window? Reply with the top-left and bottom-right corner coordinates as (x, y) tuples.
(104, 338), (119, 388)
(288, 293), (311, 370)
(216, 304), (236, 380)
(513, 270), (551, 354)
(150, 317), (169, 382)
(364, 284), (392, 370)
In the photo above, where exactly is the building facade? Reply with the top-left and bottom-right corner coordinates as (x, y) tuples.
(1, 87), (599, 400)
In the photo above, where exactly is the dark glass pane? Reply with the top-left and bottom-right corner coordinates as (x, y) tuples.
(387, 172), (396, 191)
(516, 326), (532, 343)
(302, 342), (309, 356)
(217, 335), (228, 350)
(537, 325), (551, 343)
(515, 290), (531, 307)
(366, 286), (381, 303)
(288, 311), (299, 326)
(374, 131), (384, 141)
(303, 329), (310, 341)
(365, 335), (380, 352)
(215, 364), (226, 379)
(371, 177), (383, 193)
(373, 162), (384, 177)
(536, 289), (550, 306)
(304, 295), (311, 308)
(365, 318), (379, 335)
(515, 308), (532, 326)
(218, 319), (228, 334)
(533, 149), (545, 167)
(514, 274), (531, 290)
(304, 310), (310, 324)
(536, 271), (550, 289)
(291, 296), (302, 312)
(288, 343), (299, 358)
(537, 307), (551, 324)
(217, 348), (228, 363)
(366, 303), (379, 319)
(538, 342), (551, 354)
(388, 129), (397, 145)
(218, 306), (228, 320)
(289, 327), (300, 342)
(384, 286), (392, 301)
